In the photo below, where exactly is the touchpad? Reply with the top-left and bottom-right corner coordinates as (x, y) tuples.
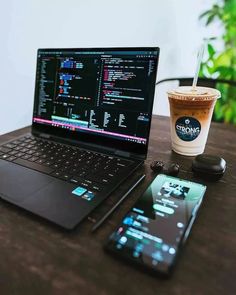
(0, 160), (54, 203)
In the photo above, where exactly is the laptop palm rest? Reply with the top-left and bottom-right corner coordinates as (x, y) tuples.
(0, 159), (98, 229)
(0, 159), (54, 203)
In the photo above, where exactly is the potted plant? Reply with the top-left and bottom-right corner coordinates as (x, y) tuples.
(199, 0), (236, 124)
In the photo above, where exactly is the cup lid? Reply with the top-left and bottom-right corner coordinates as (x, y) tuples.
(168, 86), (221, 100)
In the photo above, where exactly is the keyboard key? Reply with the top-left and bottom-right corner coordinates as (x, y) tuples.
(44, 161), (53, 166)
(21, 148), (29, 153)
(80, 181), (89, 188)
(18, 137), (27, 142)
(41, 154), (48, 159)
(19, 143), (27, 147)
(8, 150), (18, 156)
(70, 178), (80, 184)
(92, 185), (101, 192)
(51, 171), (62, 178)
(0, 154), (10, 160)
(24, 139), (32, 143)
(0, 147), (11, 153)
(101, 178), (110, 184)
(76, 171), (86, 178)
(15, 152), (24, 158)
(3, 143), (15, 149)
(12, 140), (21, 145)
(35, 159), (46, 164)
(21, 154), (31, 160)
(28, 156), (39, 162)
(81, 191), (95, 201)
(52, 163), (61, 169)
(26, 150), (35, 155)
(60, 174), (71, 181)
(7, 156), (17, 162)
(84, 179), (92, 185)
(117, 163), (126, 167)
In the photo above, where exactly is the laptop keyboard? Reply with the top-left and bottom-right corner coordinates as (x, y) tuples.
(0, 135), (134, 193)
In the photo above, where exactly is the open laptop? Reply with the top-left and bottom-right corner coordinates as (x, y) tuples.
(0, 47), (159, 229)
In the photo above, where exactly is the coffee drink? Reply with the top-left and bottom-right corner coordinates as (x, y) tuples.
(167, 86), (221, 156)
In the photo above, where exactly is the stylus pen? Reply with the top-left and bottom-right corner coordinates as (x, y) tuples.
(91, 174), (146, 232)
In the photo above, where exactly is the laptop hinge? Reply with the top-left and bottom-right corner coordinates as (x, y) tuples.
(114, 150), (131, 158)
(38, 133), (51, 139)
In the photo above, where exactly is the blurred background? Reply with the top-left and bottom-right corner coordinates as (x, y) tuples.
(1, 0), (234, 135)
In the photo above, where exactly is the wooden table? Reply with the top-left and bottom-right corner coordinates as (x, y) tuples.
(0, 115), (235, 295)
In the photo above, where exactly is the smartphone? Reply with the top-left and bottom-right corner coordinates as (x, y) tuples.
(105, 174), (206, 276)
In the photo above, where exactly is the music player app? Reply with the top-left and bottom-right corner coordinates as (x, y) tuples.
(107, 174), (206, 273)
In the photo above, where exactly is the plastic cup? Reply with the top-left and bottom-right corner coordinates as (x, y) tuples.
(167, 86), (221, 156)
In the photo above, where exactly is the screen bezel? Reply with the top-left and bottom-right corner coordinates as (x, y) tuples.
(32, 47), (160, 158)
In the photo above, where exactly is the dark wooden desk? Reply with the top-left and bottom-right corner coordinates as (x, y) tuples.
(0, 115), (235, 295)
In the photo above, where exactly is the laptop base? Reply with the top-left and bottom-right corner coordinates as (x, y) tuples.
(0, 134), (142, 229)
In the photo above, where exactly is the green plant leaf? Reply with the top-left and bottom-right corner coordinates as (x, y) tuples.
(207, 43), (216, 57)
(215, 66), (234, 79)
(206, 14), (216, 25)
(214, 50), (233, 67)
(214, 101), (224, 120)
(224, 107), (233, 123)
(200, 0), (236, 125)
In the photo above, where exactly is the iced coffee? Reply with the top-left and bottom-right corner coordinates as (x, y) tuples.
(167, 86), (221, 156)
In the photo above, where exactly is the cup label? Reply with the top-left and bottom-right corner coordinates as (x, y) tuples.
(175, 117), (201, 141)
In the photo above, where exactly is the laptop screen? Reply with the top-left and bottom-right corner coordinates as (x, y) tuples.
(33, 48), (159, 155)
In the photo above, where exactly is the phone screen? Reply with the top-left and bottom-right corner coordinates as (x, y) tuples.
(105, 174), (206, 275)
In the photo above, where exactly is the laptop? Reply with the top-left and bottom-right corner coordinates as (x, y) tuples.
(0, 47), (159, 229)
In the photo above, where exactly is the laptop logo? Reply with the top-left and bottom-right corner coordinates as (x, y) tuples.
(72, 186), (95, 201)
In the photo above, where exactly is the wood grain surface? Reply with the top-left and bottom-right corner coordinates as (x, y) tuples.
(0, 115), (235, 295)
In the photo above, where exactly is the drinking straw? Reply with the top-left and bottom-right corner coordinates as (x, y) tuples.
(192, 43), (205, 91)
